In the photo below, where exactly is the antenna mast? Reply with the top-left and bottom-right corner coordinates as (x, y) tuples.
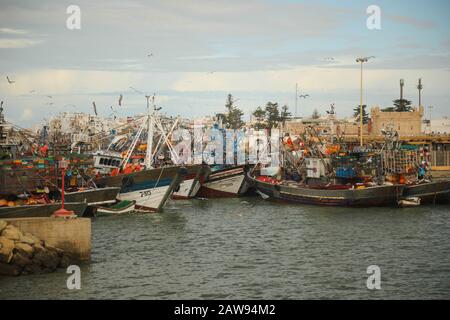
(417, 78), (423, 107)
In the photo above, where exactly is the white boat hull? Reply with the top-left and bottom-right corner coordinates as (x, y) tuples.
(197, 173), (246, 197)
(118, 185), (171, 212)
(172, 178), (201, 199)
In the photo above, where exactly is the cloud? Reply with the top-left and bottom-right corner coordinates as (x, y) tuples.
(0, 38), (42, 48)
(389, 15), (434, 29)
(21, 107), (33, 120)
(319, 53), (450, 71)
(0, 28), (28, 35)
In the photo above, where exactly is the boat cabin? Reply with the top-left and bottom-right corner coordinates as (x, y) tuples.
(92, 150), (122, 174)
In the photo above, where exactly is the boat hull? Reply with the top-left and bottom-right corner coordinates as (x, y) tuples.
(0, 202), (88, 218)
(172, 178), (201, 199)
(96, 200), (136, 216)
(118, 185), (171, 212)
(248, 174), (404, 207)
(172, 164), (206, 199)
(402, 180), (450, 204)
(64, 187), (120, 206)
(197, 166), (249, 198)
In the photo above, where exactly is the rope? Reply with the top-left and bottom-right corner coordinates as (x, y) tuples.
(154, 166), (165, 189)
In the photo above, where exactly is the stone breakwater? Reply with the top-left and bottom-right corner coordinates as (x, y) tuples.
(0, 219), (74, 276)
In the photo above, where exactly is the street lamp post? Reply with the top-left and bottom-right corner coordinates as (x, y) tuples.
(356, 56), (374, 147)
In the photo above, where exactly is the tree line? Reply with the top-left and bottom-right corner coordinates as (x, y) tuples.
(219, 94), (292, 130)
(221, 93), (415, 129)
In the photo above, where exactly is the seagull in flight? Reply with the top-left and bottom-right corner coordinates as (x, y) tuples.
(299, 94), (310, 98)
(6, 76), (15, 84)
(147, 53), (153, 57)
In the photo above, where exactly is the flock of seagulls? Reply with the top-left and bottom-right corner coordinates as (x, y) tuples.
(1, 51), (160, 118)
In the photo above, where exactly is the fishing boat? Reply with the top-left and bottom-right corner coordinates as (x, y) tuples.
(247, 172), (405, 207)
(196, 165), (250, 198)
(96, 165), (185, 212)
(0, 201), (88, 218)
(93, 96), (195, 212)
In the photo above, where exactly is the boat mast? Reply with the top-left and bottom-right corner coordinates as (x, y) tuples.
(144, 95), (154, 169)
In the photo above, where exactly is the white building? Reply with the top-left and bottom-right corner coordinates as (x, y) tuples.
(423, 117), (450, 135)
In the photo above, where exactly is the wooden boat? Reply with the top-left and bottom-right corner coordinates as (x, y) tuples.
(64, 186), (120, 206)
(96, 200), (136, 216)
(247, 173), (405, 207)
(0, 202), (88, 218)
(95, 166), (185, 212)
(196, 165), (250, 198)
(402, 180), (450, 204)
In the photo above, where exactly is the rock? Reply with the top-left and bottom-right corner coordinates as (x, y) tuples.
(0, 236), (15, 263)
(19, 232), (40, 246)
(22, 263), (44, 275)
(14, 242), (34, 258)
(0, 261), (21, 276)
(1, 225), (22, 241)
(0, 220), (7, 233)
(11, 252), (32, 268)
(33, 249), (60, 271)
(45, 245), (64, 257)
(58, 254), (72, 269)
(33, 242), (46, 254)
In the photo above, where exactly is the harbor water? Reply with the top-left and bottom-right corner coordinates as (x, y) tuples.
(1, 197), (449, 299)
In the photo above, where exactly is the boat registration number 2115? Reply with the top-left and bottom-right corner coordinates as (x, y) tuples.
(139, 190), (152, 197)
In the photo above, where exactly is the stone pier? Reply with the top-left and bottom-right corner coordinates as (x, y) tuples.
(3, 217), (91, 261)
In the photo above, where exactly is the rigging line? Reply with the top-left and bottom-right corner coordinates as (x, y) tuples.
(153, 117), (180, 163)
(154, 166), (165, 189)
(120, 119), (146, 170)
(90, 115), (147, 141)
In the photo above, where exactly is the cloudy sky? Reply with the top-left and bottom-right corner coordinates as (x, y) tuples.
(0, 0), (449, 127)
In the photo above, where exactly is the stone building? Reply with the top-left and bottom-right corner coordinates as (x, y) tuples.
(284, 116), (369, 137)
(370, 106), (424, 136)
